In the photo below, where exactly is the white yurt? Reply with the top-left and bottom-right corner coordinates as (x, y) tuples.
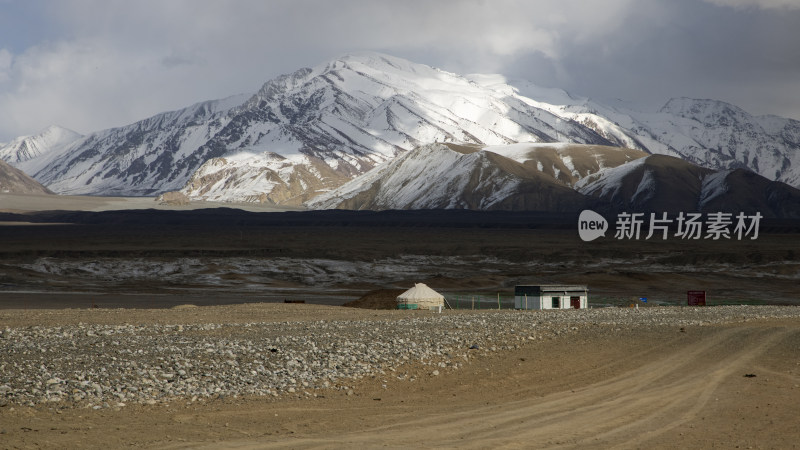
(396, 283), (445, 310)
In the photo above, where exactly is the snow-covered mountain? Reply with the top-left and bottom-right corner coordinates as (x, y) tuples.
(307, 143), (642, 211)
(2, 52), (799, 205)
(19, 95), (251, 196)
(623, 98), (800, 187)
(0, 53), (644, 199)
(493, 84), (800, 188)
(0, 125), (82, 166)
(167, 54), (647, 204)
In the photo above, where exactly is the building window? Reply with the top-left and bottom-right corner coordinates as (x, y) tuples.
(551, 296), (560, 308)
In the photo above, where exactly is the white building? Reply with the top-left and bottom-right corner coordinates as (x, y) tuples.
(514, 285), (588, 310)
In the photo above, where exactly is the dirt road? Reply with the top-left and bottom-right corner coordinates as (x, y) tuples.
(184, 322), (798, 449)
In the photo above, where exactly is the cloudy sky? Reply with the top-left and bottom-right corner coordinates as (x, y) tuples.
(1, 0), (799, 141)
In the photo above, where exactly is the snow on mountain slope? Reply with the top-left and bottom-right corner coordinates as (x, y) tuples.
(173, 53), (639, 204)
(3, 52), (798, 204)
(635, 98), (800, 186)
(576, 155), (720, 213)
(483, 143), (646, 186)
(473, 76), (646, 151)
(179, 151), (348, 206)
(550, 96), (800, 187)
(701, 169), (800, 218)
(698, 169), (733, 209)
(3, 52), (637, 199)
(0, 126), (82, 166)
(574, 158), (651, 201)
(306, 142), (597, 211)
(576, 154), (800, 218)
(16, 95), (249, 196)
(485, 81), (800, 188)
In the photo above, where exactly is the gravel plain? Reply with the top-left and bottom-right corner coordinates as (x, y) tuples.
(3, 304), (799, 411)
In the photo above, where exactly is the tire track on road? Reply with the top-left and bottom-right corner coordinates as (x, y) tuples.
(192, 325), (796, 449)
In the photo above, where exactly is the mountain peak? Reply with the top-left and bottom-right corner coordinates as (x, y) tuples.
(22, 125), (82, 144)
(0, 125), (82, 165)
(659, 97), (751, 123)
(246, 52), (447, 108)
(329, 52), (439, 73)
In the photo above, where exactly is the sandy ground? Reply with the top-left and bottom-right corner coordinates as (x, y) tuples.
(2, 304), (799, 449)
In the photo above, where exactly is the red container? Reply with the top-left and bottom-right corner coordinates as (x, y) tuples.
(687, 290), (706, 306)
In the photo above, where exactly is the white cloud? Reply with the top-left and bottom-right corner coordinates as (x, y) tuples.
(1, 40), (145, 134)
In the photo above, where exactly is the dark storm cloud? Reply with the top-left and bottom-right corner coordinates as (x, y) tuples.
(1, 0), (798, 141)
(501, 0), (800, 117)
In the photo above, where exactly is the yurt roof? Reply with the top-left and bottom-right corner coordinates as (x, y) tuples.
(397, 283), (444, 301)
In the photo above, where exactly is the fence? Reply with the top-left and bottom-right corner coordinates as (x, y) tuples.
(443, 293), (516, 310)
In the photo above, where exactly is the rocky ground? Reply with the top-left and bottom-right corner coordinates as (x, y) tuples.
(2, 304), (799, 410)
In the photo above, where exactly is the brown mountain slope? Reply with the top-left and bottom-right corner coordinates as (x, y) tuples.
(0, 159), (53, 195)
(578, 154), (800, 218)
(703, 169), (800, 218)
(499, 144), (647, 186)
(308, 143), (596, 212)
